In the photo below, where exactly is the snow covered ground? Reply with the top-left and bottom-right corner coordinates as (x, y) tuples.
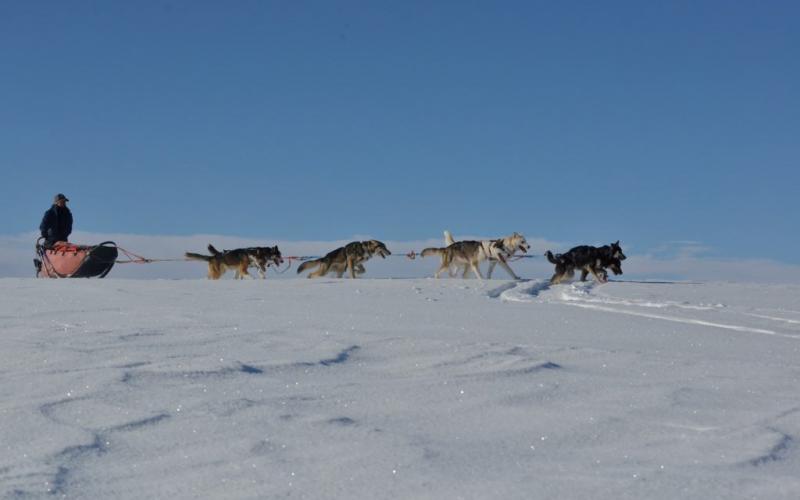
(1, 278), (799, 499)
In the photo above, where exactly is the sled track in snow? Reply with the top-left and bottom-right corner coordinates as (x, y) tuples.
(490, 281), (800, 340)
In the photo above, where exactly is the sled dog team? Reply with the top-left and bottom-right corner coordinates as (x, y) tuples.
(185, 232), (627, 284)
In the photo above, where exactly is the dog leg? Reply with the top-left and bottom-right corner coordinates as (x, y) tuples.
(550, 268), (567, 284)
(348, 257), (357, 279)
(239, 264), (253, 279)
(308, 264), (328, 278)
(487, 260), (497, 279)
(496, 259), (520, 280)
(469, 261), (484, 280)
(589, 265), (606, 283)
(448, 265), (459, 278)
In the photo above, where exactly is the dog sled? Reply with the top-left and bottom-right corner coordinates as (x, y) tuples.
(35, 239), (119, 278)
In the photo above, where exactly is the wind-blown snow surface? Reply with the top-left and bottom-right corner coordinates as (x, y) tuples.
(1, 278), (799, 499)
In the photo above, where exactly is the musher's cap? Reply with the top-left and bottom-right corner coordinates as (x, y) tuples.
(54, 193), (69, 202)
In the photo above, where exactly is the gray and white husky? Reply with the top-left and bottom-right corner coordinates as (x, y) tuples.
(420, 231), (529, 280)
(442, 230), (530, 279)
(421, 239), (494, 280)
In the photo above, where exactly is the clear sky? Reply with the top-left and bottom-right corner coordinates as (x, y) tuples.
(1, 1), (798, 263)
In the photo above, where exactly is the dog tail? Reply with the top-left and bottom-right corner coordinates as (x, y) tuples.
(207, 244), (222, 256)
(296, 259), (320, 274)
(421, 247), (445, 258)
(544, 250), (560, 265)
(443, 230), (455, 246)
(185, 252), (211, 262)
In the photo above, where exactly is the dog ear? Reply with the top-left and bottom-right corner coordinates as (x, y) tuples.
(615, 240), (620, 246)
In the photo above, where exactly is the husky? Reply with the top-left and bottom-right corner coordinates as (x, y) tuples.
(185, 244), (284, 280)
(297, 240), (391, 278)
(598, 256), (624, 281)
(581, 256), (624, 283)
(443, 230), (530, 279)
(545, 241), (626, 284)
(421, 240), (494, 280)
(236, 246), (285, 279)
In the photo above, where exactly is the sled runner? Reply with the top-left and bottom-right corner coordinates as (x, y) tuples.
(35, 239), (118, 278)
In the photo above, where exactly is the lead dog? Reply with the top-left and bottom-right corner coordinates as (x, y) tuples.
(297, 240), (391, 278)
(545, 241), (626, 284)
(443, 230), (530, 279)
(185, 244), (283, 280)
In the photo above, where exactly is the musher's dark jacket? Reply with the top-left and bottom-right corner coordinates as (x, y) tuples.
(39, 205), (73, 244)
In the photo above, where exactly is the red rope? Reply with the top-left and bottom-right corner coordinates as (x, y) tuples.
(267, 256), (317, 274)
(112, 248), (534, 267)
(115, 247), (190, 264)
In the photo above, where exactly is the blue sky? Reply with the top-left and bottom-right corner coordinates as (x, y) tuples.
(1, 1), (798, 263)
